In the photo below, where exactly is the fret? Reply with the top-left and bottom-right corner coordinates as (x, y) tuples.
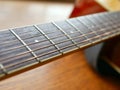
(96, 13), (118, 26)
(65, 19), (92, 47)
(0, 63), (7, 74)
(88, 14), (107, 26)
(36, 23), (64, 39)
(36, 23), (66, 42)
(91, 13), (114, 27)
(88, 12), (120, 30)
(13, 26), (41, 34)
(56, 41), (78, 53)
(66, 20), (92, 48)
(34, 25), (63, 54)
(0, 30), (14, 38)
(51, 21), (79, 53)
(98, 13), (120, 33)
(0, 31), (17, 42)
(9, 29), (40, 62)
(85, 14), (114, 39)
(104, 14), (120, 37)
(69, 18), (92, 34)
(77, 17), (101, 42)
(13, 26), (42, 40)
(104, 13), (120, 26)
(84, 15), (115, 40)
(85, 16), (106, 35)
(88, 15), (116, 39)
(37, 22), (61, 33)
(51, 21), (79, 48)
(93, 13), (120, 33)
(0, 11), (120, 77)
(77, 16), (103, 34)
(108, 12), (120, 21)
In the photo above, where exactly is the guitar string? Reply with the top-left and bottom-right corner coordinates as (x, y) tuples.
(3, 29), (120, 70)
(0, 20), (119, 55)
(0, 28), (63, 46)
(1, 25), (120, 71)
(0, 23), (119, 63)
(0, 12), (119, 47)
(0, 13), (119, 46)
(0, 11), (119, 39)
(0, 13), (119, 71)
(0, 22), (116, 54)
(0, 33), (65, 53)
(0, 29), (107, 63)
(0, 17), (119, 62)
(0, 13), (119, 74)
(1, 29), (120, 73)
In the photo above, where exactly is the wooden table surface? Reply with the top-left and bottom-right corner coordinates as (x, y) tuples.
(0, 1), (120, 90)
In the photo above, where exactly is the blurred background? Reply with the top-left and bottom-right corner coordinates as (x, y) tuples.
(0, 0), (74, 30)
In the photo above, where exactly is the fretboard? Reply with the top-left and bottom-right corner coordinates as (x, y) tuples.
(0, 11), (120, 77)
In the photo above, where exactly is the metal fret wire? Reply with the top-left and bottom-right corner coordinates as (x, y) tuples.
(0, 27), (64, 46)
(92, 13), (120, 26)
(1, 24), (120, 70)
(103, 13), (120, 25)
(0, 12), (119, 47)
(0, 23), (111, 55)
(34, 25), (63, 54)
(9, 29), (40, 62)
(76, 17), (102, 40)
(0, 13), (119, 53)
(1, 27), (111, 63)
(0, 63), (7, 74)
(85, 14), (119, 39)
(0, 18), (119, 47)
(0, 11), (119, 74)
(51, 21), (80, 48)
(66, 19), (95, 44)
(1, 33), (120, 75)
(96, 13), (120, 36)
(0, 33), (65, 54)
(1, 16), (114, 58)
(3, 29), (120, 71)
(85, 16), (114, 38)
(0, 16), (119, 63)
(97, 13), (120, 36)
(82, 16), (109, 39)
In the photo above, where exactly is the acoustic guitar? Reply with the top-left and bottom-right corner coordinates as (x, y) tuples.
(0, 0), (120, 90)
(70, 0), (120, 77)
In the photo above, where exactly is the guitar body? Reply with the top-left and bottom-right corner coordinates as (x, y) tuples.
(1, 51), (120, 90)
(0, 0), (120, 90)
(70, 0), (120, 77)
(85, 36), (120, 77)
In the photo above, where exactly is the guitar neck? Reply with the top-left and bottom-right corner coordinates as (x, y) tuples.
(0, 11), (120, 77)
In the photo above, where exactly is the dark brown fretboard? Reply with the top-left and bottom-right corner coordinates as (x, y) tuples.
(0, 11), (120, 77)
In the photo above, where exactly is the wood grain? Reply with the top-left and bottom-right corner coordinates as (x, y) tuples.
(0, 51), (120, 90)
(0, 1), (120, 90)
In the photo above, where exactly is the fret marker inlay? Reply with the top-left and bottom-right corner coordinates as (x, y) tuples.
(65, 20), (92, 47)
(9, 29), (40, 62)
(34, 25), (63, 54)
(51, 21), (80, 49)
(0, 11), (120, 78)
(76, 18), (101, 43)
